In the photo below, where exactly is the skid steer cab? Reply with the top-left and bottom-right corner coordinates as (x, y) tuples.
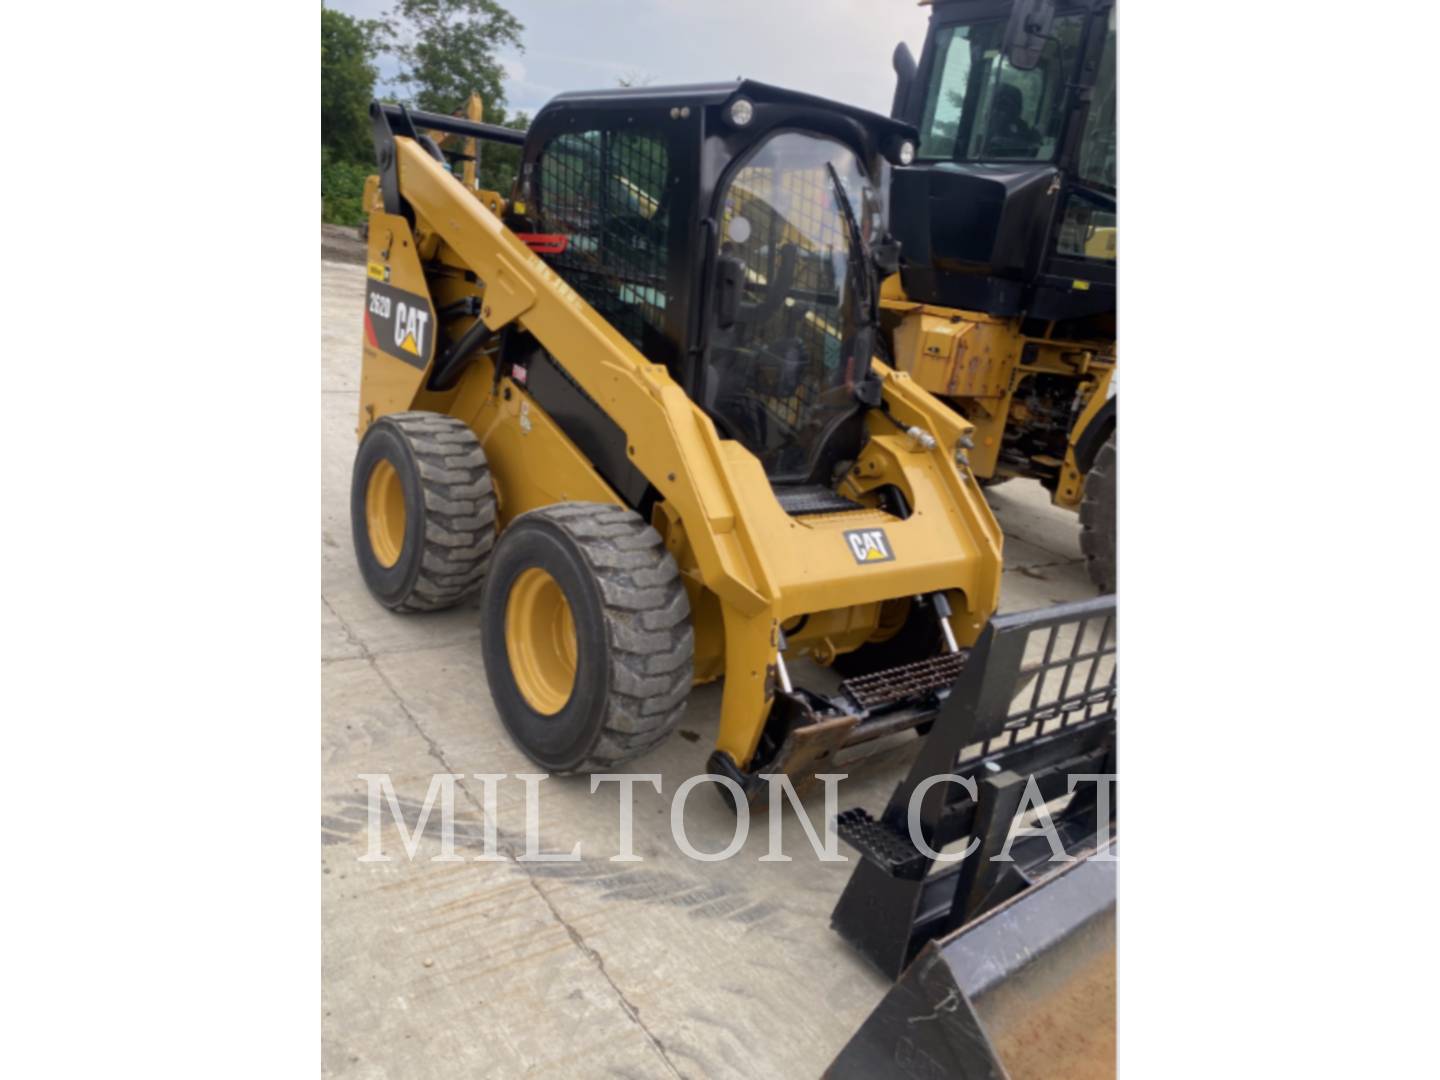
(351, 81), (1003, 796)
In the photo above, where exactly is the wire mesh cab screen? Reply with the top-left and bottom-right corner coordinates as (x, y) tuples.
(533, 128), (674, 361)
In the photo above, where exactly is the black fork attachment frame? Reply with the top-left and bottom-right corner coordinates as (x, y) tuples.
(831, 595), (1116, 979)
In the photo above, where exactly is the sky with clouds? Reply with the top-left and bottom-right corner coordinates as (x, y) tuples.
(326, 0), (931, 119)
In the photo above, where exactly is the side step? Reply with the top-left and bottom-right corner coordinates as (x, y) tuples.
(835, 808), (927, 878)
(839, 651), (966, 711)
(772, 484), (864, 516)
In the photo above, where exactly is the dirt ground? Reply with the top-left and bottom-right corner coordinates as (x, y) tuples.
(321, 253), (1099, 1078)
(322, 223), (366, 265)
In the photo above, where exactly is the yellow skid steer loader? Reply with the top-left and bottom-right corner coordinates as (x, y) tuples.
(351, 81), (1118, 1076)
(351, 83), (1006, 791)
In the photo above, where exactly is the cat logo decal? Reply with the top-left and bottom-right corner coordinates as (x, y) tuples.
(844, 528), (894, 565)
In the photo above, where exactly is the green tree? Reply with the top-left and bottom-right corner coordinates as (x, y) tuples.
(321, 154), (373, 225)
(321, 6), (387, 224)
(321, 6), (380, 165)
(387, 0), (522, 115)
(322, 0), (529, 219)
(379, 0), (528, 194)
(471, 108), (528, 198)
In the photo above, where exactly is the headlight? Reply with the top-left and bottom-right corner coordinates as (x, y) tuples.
(727, 97), (755, 128)
(897, 140), (916, 166)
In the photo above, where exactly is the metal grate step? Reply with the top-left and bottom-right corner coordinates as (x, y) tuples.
(835, 808), (927, 876)
(773, 485), (863, 517)
(840, 651), (967, 712)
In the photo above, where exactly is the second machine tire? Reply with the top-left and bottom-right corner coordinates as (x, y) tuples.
(1079, 429), (1117, 594)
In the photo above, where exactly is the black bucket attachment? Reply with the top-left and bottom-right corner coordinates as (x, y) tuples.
(828, 596), (1117, 1078)
(827, 847), (1115, 1079)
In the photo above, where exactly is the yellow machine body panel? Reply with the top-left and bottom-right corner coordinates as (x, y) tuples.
(464, 376), (623, 528)
(881, 275), (1114, 510)
(358, 213), (440, 428)
(1085, 225), (1117, 261)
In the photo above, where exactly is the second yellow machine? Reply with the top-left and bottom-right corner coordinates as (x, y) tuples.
(885, 0), (1118, 590)
(351, 83), (1004, 793)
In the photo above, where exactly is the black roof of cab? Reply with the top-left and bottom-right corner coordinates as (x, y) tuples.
(535, 79), (917, 166)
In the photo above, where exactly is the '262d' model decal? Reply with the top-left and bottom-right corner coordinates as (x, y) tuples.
(844, 527), (895, 564)
(363, 280), (435, 371)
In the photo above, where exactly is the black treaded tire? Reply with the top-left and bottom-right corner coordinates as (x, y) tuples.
(480, 502), (694, 774)
(350, 411), (497, 612)
(1079, 429), (1117, 593)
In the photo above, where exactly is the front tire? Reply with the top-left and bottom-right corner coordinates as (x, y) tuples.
(1079, 429), (1117, 593)
(350, 411), (497, 612)
(480, 502), (694, 774)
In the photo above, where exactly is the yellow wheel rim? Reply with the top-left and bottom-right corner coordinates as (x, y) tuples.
(505, 568), (579, 715)
(869, 596), (912, 645)
(365, 458), (407, 569)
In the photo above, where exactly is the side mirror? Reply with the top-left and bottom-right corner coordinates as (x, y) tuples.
(891, 42), (917, 121)
(1003, 0), (1056, 71)
(715, 254), (744, 328)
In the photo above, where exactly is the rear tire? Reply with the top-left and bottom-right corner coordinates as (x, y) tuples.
(1079, 430), (1117, 593)
(480, 502), (694, 774)
(350, 411), (497, 612)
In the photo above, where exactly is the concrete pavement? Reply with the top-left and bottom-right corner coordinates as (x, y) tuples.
(321, 255), (1097, 1078)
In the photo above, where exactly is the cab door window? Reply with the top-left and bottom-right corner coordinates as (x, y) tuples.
(1077, 6), (1117, 191)
(1055, 190), (1116, 262)
(963, 12), (1086, 162)
(916, 13), (1086, 164)
(706, 133), (880, 483)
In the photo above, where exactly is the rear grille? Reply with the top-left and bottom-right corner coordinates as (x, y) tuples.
(840, 651), (968, 712)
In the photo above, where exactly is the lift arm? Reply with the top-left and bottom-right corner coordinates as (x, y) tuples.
(382, 117), (776, 617)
